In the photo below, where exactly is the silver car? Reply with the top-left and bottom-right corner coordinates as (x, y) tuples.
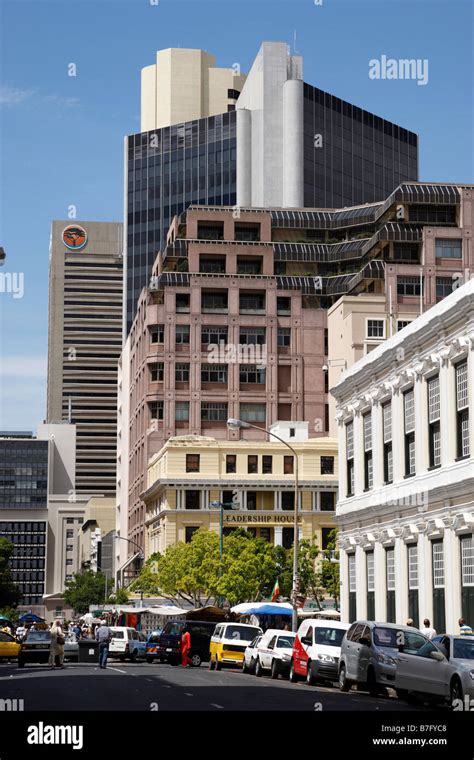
(242, 635), (262, 674)
(339, 621), (428, 694)
(393, 630), (474, 705)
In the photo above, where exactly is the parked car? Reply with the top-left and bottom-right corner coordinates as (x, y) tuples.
(64, 633), (79, 661)
(145, 630), (162, 663)
(157, 620), (216, 666)
(394, 633), (474, 705)
(18, 630), (51, 668)
(108, 627), (147, 662)
(0, 631), (21, 662)
(209, 622), (262, 670)
(290, 619), (350, 684)
(338, 621), (431, 694)
(242, 635), (263, 674)
(253, 629), (296, 679)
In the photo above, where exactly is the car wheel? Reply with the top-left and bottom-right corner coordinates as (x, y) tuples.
(18, 659), (25, 669)
(215, 656), (222, 671)
(366, 667), (379, 696)
(271, 660), (279, 680)
(338, 664), (351, 692)
(289, 661), (298, 683)
(209, 656), (215, 671)
(242, 659), (248, 673)
(191, 653), (202, 668)
(255, 658), (263, 677)
(130, 650), (138, 663)
(146, 656), (154, 664)
(306, 660), (317, 686)
(450, 677), (463, 707)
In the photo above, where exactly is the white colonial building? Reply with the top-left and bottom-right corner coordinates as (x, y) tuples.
(332, 278), (474, 634)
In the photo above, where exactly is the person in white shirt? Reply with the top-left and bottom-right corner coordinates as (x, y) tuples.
(421, 618), (436, 639)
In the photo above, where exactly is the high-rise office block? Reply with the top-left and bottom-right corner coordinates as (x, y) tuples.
(141, 48), (246, 132)
(125, 41), (418, 331)
(46, 221), (123, 496)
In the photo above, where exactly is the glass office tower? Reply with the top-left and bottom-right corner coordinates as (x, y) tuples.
(0, 435), (48, 607)
(126, 111), (237, 331)
(303, 84), (418, 208)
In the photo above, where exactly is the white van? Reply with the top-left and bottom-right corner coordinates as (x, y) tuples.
(109, 627), (146, 662)
(290, 618), (350, 684)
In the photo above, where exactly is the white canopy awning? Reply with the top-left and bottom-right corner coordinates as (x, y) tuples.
(231, 602), (293, 614)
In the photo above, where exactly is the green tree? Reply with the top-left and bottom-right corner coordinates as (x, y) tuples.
(155, 529), (221, 607)
(217, 532), (278, 605)
(63, 571), (107, 614)
(273, 538), (325, 607)
(0, 538), (21, 609)
(317, 529), (340, 609)
(107, 587), (130, 605)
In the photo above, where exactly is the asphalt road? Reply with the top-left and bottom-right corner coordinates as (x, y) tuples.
(0, 659), (426, 712)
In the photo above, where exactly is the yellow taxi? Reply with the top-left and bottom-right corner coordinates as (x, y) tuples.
(0, 631), (21, 661)
(209, 622), (262, 670)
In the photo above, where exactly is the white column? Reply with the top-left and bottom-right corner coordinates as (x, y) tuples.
(338, 419), (347, 499)
(282, 79), (304, 208)
(274, 526), (283, 547)
(298, 527), (303, 541)
(374, 541), (386, 621)
(355, 545), (367, 619)
(236, 108), (252, 207)
(340, 548), (349, 623)
(418, 533), (432, 625)
(395, 537), (409, 624)
(391, 391), (404, 482)
(414, 375), (428, 475)
(444, 528), (463, 634)
(440, 361), (457, 466)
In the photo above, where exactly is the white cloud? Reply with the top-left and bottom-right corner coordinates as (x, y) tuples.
(0, 85), (36, 106)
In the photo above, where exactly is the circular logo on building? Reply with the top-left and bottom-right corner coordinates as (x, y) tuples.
(62, 225), (88, 251)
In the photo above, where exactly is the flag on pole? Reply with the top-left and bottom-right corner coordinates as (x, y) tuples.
(271, 579), (280, 602)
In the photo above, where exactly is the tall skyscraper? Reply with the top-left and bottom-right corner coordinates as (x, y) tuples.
(125, 41), (418, 331)
(141, 48), (246, 132)
(46, 220), (123, 496)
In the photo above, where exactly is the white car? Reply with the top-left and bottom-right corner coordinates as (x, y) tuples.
(242, 635), (263, 674)
(253, 629), (296, 679)
(291, 618), (350, 685)
(108, 627), (147, 662)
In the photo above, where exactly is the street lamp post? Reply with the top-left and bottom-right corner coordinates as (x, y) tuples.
(227, 418), (300, 632)
(210, 498), (240, 607)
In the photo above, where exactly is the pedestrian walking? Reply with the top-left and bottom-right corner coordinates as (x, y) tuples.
(405, 618), (415, 627)
(459, 618), (473, 635)
(181, 626), (192, 667)
(15, 624), (26, 641)
(49, 619), (65, 669)
(95, 620), (112, 669)
(421, 619), (436, 639)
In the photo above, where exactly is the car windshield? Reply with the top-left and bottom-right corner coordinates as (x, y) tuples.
(453, 639), (474, 659)
(276, 635), (295, 649)
(373, 627), (402, 648)
(111, 631), (124, 639)
(148, 634), (161, 643)
(314, 627), (346, 647)
(165, 623), (184, 636)
(26, 631), (51, 641)
(225, 626), (261, 642)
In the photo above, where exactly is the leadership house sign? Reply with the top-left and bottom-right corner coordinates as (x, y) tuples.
(62, 225), (88, 251)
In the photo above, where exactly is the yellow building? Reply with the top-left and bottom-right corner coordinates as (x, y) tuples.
(142, 432), (338, 557)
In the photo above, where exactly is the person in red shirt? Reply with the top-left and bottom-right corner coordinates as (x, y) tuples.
(181, 626), (192, 667)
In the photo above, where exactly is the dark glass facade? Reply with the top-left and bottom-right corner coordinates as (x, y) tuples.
(126, 111), (237, 331)
(0, 521), (47, 606)
(0, 440), (48, 509)
(303, 83), (418, 208)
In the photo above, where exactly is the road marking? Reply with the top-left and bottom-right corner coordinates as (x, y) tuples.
(109, 668), (127, 674)
(184, 692), (193, 696)
(210, 703), (224, 709)
(163, 685), (172, 688)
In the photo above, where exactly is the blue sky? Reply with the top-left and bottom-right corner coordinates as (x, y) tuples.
(0, 0), (472, 430)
